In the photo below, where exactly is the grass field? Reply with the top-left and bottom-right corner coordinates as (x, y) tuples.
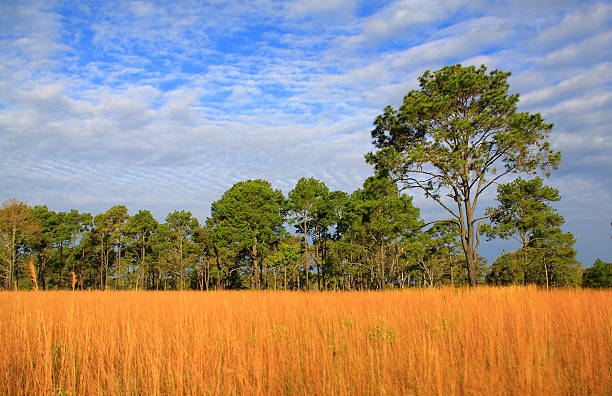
(1, 287), (610, 395)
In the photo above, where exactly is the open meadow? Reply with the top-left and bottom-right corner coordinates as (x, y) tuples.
(1, 287), (610, 395)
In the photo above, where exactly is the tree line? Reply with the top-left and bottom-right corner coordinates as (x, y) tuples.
(1, 64), (609, 290)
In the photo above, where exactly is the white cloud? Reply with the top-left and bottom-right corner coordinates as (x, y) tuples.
(531, 2), (612, 51)
(286, 0), (357, 17)
(520, 62), (612, 107)
(341, 0), (463, 47)
(538, 30), (612, 68)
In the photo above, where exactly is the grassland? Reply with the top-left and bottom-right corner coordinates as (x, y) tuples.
(1, 287), (610, 395)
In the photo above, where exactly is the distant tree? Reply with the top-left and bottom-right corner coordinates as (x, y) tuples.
(483, 177), (565, 286)
(582, 259), (612, 288)
(406, 222), (466, 287)
(366, 64), (560, 286)
(483, 178), (563, 248)
(287, 177), (329, 289)
(73, 229), (98, 289)
(149, 223), (174, 290)
(165, 210), (199, 290)
(93, 206), (129, 290)
(0, 199), (39, 289)
(531, 227), (581, 288)
(486, 229), (581, 288)
(341, 176), (422, 289)
(311, 190), (348, 289)
(52, 209), (88, 288)
(106, 206), (130, 289)
(30, 205), (57, 289)
(486, 250), (523, 286)
(73, 212), (93, 288)
(210, 180), (285, 289)
(126, 210), (158, 290)
(263, 237), (302, 290)
(191, 225), (214, 290)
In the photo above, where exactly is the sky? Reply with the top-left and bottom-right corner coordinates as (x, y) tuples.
(1, 0), (611, 267)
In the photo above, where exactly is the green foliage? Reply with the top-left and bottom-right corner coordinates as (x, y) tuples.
(582, 259), (612, 288)
(486, 232), (582, 288)
(125, 210), (158, 289)
(166, 210), (199, 288)
(210, 179), (286, 289)
(484, 178), (580, 288)
(366, 64), (560, 286)
(0, 199), (39, 289)
(482, 177), (563, 247)
(340, 175), (422, 289)
(486, 250), (525, 285)
(287, 177), (329, 237)
(404, 221), (472, 287)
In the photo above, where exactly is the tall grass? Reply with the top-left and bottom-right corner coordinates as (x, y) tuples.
(0, 287), (610, 395)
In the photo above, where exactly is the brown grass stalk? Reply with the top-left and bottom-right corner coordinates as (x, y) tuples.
(29, 261), (38, 291)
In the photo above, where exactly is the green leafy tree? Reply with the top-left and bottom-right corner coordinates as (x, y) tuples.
(30, 205), (58, 289)
(149, 223), (174, 290)
(93, 206), (129, 289)
(341, 176), (421, 289)
(210, 180), (285, 289)
(263, 237), (302, 290)
(406, 222), (463, 287)
(311, 190), (348, 289)
(532, 228), (581, 288)
(583, 259), (612, 288)
(486, 250), (523, 285)
(73, 229), (98, 289)
(483, 178), (563, 248)
(126, 210), (158, 290)
(487, 229), (581, 288)
(483, 177), (564, 285)
(287, 177), (329, 289)
(106, 206), (130, 289)
(72, 212), (93, 289)
(366, 64), (560, 286)
(50, 209), (88, 288)
(202, 219), (240, 289)
(0, 199), (39, 289)
(165, 210), (199, 290)
(191, 225), (214, 290)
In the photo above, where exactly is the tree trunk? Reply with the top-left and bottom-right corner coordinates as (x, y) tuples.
(252, 236), (259, 290)
(8, 227), (16, 290)
(303, 214), (308, 291)
(58, 241), (64, 289)
(380, 243), (385, 289)
(38, 254), (48, 290)
(543, 254), (549, 291)
(457, 195), (478, 287)
(142, 232), (146, 291)
(100, 239), (104, 290)
(117, 242), (121, 290)
(179, 237), (184, 290)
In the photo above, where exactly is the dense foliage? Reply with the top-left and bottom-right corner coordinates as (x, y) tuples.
(0, 174), (586, 290)
(582, 259), (612, 288)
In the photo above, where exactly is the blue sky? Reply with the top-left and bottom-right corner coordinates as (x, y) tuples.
(1, 0), (611, 267)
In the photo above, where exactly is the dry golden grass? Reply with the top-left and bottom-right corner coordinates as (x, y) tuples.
(0, 287), (610, 395)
